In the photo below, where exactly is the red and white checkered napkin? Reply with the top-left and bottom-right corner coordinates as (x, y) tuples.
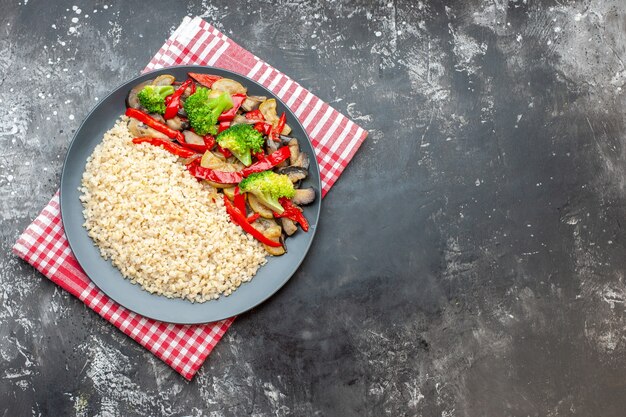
(12, 17), (367, 380)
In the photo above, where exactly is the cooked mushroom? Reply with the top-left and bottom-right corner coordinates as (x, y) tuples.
(166, 116), (189, 131)
(152, 74), (175, 86)
(241, 95), (267, 112)
(183, 130), (204, 145)
(292, 187), (316, 205)
(280, 218), (298, 236)
(232, 114), (256, 125)
(222, 186), (236, 200)
(281, 123), (292, 136)
(128, 118), (169, 139)
(259, 98), (279, 125)
(277, 166), (308, 183)
(126, 79), (152, 109)
(265, 137), (280, 154)
(177, 107), (188, 118)
(292, 151), (310, 170)
(211, 78), (247, 95)
(287, 138), (299, 165)
(248, 194), (274, 219)
(150, 113), (165, 123)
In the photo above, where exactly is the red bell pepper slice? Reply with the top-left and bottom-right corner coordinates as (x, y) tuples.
(223, 196), (283, 247)
(272, 112), (286, 140)
(242, 146), (291, 177)
(218, 94), (247, 122)
(217, 145), (232, 158)
(253, 122), (272, 136)
(132, 137), (198, 158)
(188, 73), (223, 88)
(233, 186), (246, 214)
(203, 134), (216, 150)
(218, 121), (231, 133)
(274, 197), (309, 232)
(164, 79), (192, 120)
(245, 109), (265, 121)
(246, 213), (260, 223)
(186, 162), (243, 184)
(176, 128), (209, 153)
(125, 108), (184, 142)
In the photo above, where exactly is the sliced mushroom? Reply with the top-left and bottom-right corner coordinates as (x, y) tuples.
(248, 194), (274, 219)
(126, 79), (152, 109)
(127, 118), (169, 139)
(281, 123), (292, 136)
(183, 130), (205, 146)
(259, 99), (279, 125)
(211, 78), (247, 95)
(150, 113), (165, 123)
(265, 137), (280, 154)
(177, 107), (188, 118)
(288, 138), (300, 165)
(241, 95), (267, 112)
(281, 218), (298, 236)
(292, 187), (316, 205)
(232, 114), (256, 125)
(166, 116), (189, 131)
(292, 152), (310, 170)
(277, 166), (308, 183)
(152, 74), (175, 86)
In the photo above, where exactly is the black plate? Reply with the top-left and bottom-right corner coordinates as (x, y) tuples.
(60, 66), (321, 324)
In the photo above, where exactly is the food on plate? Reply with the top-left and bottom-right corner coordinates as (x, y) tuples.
(80, 72), (316, 301)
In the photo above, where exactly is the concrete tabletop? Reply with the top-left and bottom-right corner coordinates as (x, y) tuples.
(2, 0), (626, 415)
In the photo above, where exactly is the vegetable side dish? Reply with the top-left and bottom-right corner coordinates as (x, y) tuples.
(125, 72), (316, 256)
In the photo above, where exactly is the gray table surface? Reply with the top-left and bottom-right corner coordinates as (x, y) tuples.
(2, 0), (626, 415)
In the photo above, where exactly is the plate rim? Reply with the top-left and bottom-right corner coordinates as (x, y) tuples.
(60, 65), (322, 324)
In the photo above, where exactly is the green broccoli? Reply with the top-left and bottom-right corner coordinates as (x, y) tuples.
(137, 85), (175, 114)
(239, 171), (295, 214)
(183, 87), (233, 136)
(216, 124), (265, 166)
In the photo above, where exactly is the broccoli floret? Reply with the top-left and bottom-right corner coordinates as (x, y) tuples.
(216, 124), (265, 166)
(239, 171), (295, 214)
(183, 87), (233, 136)
(137, 85), (175, 114)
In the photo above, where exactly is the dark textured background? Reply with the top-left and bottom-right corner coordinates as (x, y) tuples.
(2, 0), (626, 415)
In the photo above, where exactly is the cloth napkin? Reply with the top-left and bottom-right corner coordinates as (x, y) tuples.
(12, 17), (367, 380)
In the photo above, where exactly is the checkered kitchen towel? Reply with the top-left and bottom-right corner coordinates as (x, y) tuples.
(12, 17), (367, 380)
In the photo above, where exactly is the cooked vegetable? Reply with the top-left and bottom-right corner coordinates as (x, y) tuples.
(184, 87), (234, 136)
(187, 160), (243, 184)
(223, 195), (282, 247)
(212, 78), (247, 95)
(126, 80), (152, 109)
(152, 74), (176, 86)
(218, 94), (247, 122)
(274, 198), (309, 232)
(188, 73), (223, 88)
(248, 194), (275, 219)
(137, 85), (175, 114)
(215, 124), (265, 166)
(277, 166), (308, 183)
(241, 146), (291, 176)
(280, 217), (298, 236)
(241, 96), (267, 112)
(164, 79), (193, 119)
(128, 118), (169, 140)
(132, 137), (197, 158)
(239, 171), (295, 214)
(259, 98), (279, 125)
(292, 187), (316, 205)
(125, 108), (183, 141)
